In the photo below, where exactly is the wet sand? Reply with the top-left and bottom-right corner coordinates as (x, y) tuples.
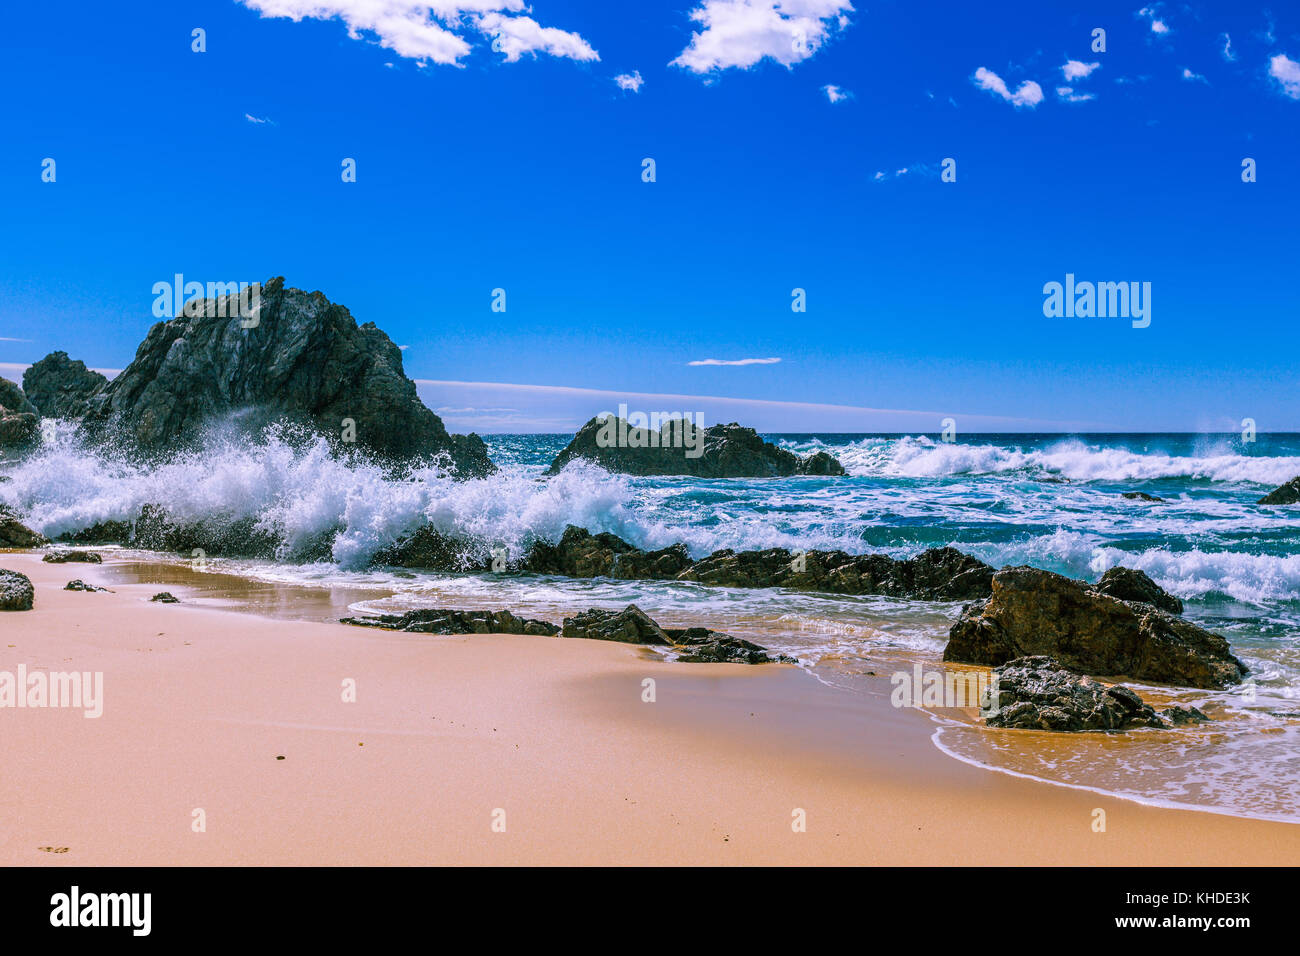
(2, 549), (1297, 865)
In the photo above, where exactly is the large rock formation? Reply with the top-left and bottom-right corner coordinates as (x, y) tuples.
(85, 277), (493, 476)
(0, 569), (34, 611)
(0, 505), (47, 548)
(944, 566), (1247, 689)
(985, 656), (1209, 731)
(546, 417), (845, 478)
(21, 352), (108, 419)
(0, 377), (39, 453)
(1258, 477), (1300, 505)
(521, 526), (693, 580)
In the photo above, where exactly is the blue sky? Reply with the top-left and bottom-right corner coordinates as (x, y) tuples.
(1, 0), (1298, 432)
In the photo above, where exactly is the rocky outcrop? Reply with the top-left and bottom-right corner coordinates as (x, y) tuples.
(546, 417), (845, 478)
(560, 604), (794, 663)
(42, 550), (102, 564)
(0, 569), (34, 610)
(678, 544), (994, 600)
(85, 277), (494, 477)
(65, 580), (111, 592)
(521, 526), (692, 580)
(944, 566), (1247, 689)
(341, 607), (559, 635)
(0, 377), (39, 453)
(0, 506), (47, 548)
(21, 352), (108, 419)
(1092, 566), (1183, 614)
(150, 592), (180, 603)
(1122, 491), (1165, 502)
(1258, 477), (1300, 505)
(985, 656), (1209, 731)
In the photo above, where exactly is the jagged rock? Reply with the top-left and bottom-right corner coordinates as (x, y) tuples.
(341, 607), (559, 635)
(64, 579), (110, 592)
(0, 377), (39, 452)
(945, 566), (1247, 689)
(370, 526), (482, 571)
(0, 569), (34, 610)
(546, 417), (844, 478)
(679, 544), (994, 600)
(560, 604), (792, 663)
(521, 525), (692, 580)
(1258, 477), (1300, 505)
(561, 604), (672, 644)
(42, 549), (102, 564)
(22, 351), (108, 420)
(54, 520), (133, 546)
(0, 505), (48, 548)
(1122, 491), (1165, 502)
(986, 656), (1209, 731)
(150, 592), (180, 603)
(84, 276), (494, 477)
(666, 627), (796, 664)
(1092, 566), (1183, 614)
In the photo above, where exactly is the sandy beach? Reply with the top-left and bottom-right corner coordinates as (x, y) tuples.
(1, 549), (1296, 866)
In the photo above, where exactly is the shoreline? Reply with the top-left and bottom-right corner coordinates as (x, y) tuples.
(2, 548), (1297, 865)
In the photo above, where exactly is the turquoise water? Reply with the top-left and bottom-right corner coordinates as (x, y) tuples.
(4, 428), (1299, 820)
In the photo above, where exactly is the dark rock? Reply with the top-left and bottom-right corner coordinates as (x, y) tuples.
(370, 526), (483, 571)
(0, 377), (37, 417)
(0, 568), (35, 610)
(64, 579), (111, 592)
(54, 520), (133, 547)
(985, 656), (1211, 731)
(1258, 476), (1300, 505)
(944, 566), (1247, 689)
(85, 276), (494, 477)
(666, 627), (797, 664)
(679, 544), (994, 601)
(22, 351), (108, 420)
(341, 607), (559, 635)
(546, 417), (844, 478)
(0, 505), (48, 548)
(561, 604), (672, 644)
(42, 550), (103, 564)
(521, 525), (691, 580)
(1122, 491), (1165, 502)
(150, 592), (180, 603)
(1092, 566), (1183, 614)
(0, 377), (39, 452)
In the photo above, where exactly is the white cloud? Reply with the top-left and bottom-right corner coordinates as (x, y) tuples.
(1061, 59), (1099, 80)
(614, 70), (644, 92)
(972, 67), (1043, 108)
(244, 113), (275, 124)
(1136, 5), (1170, 35)
(687, 357), (781, 366)
(1181, 67), (1207, 83)
(821, 83), (851, 102)
(1056, 86), (1095, 103)
(1269, 53), (1300, 99)
(237, 2), (597, 67)
(1220, 33), (1236, 62)
(670, 0), (854, 74)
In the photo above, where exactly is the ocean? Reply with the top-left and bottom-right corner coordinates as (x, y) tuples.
(4, 428), (1299, 821)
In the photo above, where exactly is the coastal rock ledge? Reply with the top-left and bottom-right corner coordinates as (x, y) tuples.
(986, 656), (1209, 732)
(546, 417), (845, 478)
(944, 566), (1247, 689)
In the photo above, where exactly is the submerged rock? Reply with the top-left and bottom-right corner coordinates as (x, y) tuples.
(985, 656), (1209, 731)
(546, 417), (845, 478)
(84, 276), (494, 477)
(22, 351), (108, 420)
(1121, 491), (1165, 502)
(341, 607), (559, 635)
(1258, 476), (1300, 505)
(0, 568), (34, 610)
(944, 566), (1247, 689)
(0, 506), (47, 548)
(42, 550), (103, 564)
